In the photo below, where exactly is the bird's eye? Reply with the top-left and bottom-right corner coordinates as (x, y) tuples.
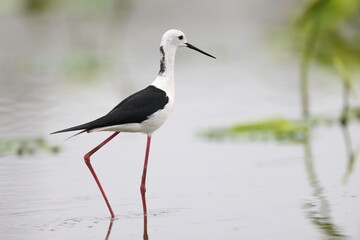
(178, 35), (184, 40)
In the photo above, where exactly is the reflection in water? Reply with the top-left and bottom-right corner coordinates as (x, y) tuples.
(339, 71), (358, 184)
(302, 137), (346, 239)
(105, 219), (114, 240)
(104, 215), (149, 240)
(340, 125), (358, 184)
(143, 215), (149, 240)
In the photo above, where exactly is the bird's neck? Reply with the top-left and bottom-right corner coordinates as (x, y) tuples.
(151, 44), (176, 100)
(158, 45), (176, 78)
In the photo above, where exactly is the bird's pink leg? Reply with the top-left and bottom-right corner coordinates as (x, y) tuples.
(140, 135), (152, 215)
(84, 132), (120, 219)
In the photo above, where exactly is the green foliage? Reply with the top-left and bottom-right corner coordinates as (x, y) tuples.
(285, 0), (360, 119)
(62, 49), (106, 82)
(13, 0), (132, 16)
(333, 57), (353, 92)
(201, 113), (360, 144)
(0, 138), (60, 156)
(202, 118), (309, 143)
(348, 107), (360, 120)
(22, 0), (55, 14)
(292, 0), (360, 69)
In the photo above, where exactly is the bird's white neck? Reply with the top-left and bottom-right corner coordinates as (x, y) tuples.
(158, 44), (177, 78)
(151, 44), (177, 100)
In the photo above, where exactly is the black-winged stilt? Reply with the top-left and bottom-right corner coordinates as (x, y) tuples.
(52, 29), (215, 219)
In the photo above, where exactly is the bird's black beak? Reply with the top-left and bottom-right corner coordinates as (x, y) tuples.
(186, 43), (216, 59)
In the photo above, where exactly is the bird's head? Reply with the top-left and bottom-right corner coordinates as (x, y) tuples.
(161, 29), (216, 59)
(161, 29), (187, 47)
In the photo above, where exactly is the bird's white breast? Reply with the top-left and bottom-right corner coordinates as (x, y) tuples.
(143, 75), (175, 134)
(92, 76), (174, 135)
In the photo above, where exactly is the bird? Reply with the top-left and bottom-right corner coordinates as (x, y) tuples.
(51, 29), (216, 219)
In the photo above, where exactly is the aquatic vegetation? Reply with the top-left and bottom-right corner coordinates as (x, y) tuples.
(62, 49), (107, 83)
(201, 118), (309, 143)
(0, 138), (59, 156)
(17, 0), (133, 15)
(201, 113), (360, 144)
(290, 0), (360, 118)
(22, 0), (55, 14)
(293, 0), (360, 68)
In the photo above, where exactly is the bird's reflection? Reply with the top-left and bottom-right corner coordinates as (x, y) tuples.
(104, 185), (150, 239)
(302, 136), (346, 238)
(142, 184), (149, 240)
(143, 215), (149, 240)
(104, 214), (149, 240)
(105, 218), (114, 240)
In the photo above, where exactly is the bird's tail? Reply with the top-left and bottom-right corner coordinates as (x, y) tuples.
(64, 130), (87, 140)
(51, 122), (91, 140)
(51, 125), (87, 134)
(51, 115), (107, 137)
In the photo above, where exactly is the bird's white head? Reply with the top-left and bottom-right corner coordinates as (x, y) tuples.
(161, 29), (187, 48)
(160, 29), (216, 59)
(157, 29), (216, 77)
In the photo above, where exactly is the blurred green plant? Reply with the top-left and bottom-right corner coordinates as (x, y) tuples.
(333, 56), (359, 183)
(201, 118), (309, 143)
(22, 0), (55, 14)
(202, 0), (360, 145)
(63, 49), (106, 83)
(294, 0), (360, 67)
(291, 0), (360, 118)
(201, 113), (360, 144)
(333, 56), (357, 125)
(19, 0), (132, 15)
(0, 138), (60, 156)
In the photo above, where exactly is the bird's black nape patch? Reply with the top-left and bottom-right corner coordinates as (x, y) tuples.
(158, 46), (166, 75)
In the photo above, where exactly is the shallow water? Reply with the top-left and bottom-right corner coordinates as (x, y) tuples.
(1, 0), (360, 239)
(1, 126), (359, 239)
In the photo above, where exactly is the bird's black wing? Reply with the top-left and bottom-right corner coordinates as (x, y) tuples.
(51, 86), (169, 134)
